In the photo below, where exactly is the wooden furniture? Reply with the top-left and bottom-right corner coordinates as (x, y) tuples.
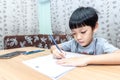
(60, 65), (120, 80)
(0, 47), (51, 80)
(1, 47), (120, 80)
(4, 34), (72, 49)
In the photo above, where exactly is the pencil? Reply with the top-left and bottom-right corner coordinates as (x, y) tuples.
(49, 35), (62, 53)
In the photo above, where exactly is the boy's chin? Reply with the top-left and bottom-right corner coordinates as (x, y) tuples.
(79, 43), (89, 47)
(81, 45), (88, 47)
(79, 44), (87, 47)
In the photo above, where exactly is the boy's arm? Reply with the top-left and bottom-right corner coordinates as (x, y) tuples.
(50, 44), (66, 59)
(88, 50), (120, 65)
(57, 50), (120, 67)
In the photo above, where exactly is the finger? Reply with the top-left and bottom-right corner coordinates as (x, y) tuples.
(53, 53), (64, 59)
(62, 51), (66, 56)
(60, 63), (74, 67)
(56, 59), (67, 63)
(57, 61), (74, 66)
(59, 53), (66, 58)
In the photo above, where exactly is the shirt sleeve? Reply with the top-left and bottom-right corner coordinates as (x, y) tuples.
(61, 39), (74, 52)
(103, 39), (119, 53)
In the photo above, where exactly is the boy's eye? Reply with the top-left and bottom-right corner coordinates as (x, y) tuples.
(71, 33), (76, 36)
(81, 31), (86, 34)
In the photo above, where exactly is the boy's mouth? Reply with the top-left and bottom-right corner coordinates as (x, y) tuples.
(78, 41), (84, 44)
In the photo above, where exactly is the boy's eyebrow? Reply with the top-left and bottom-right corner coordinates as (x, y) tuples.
(81, 29), (87, 32)
(81, 27), (88, 31)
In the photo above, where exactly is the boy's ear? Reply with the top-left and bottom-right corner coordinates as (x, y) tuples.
(93, 22), (99, 33)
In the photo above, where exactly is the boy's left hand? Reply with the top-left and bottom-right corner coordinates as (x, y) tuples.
(56, 56), (90, 67)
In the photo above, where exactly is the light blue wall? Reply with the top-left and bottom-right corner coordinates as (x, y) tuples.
(38, 1), (52, 34)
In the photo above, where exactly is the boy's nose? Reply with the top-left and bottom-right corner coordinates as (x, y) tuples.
(76, 34), (82, 40)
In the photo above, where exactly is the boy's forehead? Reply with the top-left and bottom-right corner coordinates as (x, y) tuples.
(71, 26), (92, 31)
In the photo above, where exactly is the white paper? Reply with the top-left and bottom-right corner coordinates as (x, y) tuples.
(23, 52), (82, 80)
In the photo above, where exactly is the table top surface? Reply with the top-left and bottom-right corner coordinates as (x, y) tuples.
(0, 47), (120, 80)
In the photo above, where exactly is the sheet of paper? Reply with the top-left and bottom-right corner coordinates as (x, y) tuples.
(23, 52), (82, 80)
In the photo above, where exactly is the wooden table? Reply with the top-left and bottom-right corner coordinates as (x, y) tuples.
(59, 65), (120, 80)
(0, 47), (51, 80)
(1, 47), (120, 80)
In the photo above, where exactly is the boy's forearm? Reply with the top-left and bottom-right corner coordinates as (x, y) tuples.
(88, 51), (120, 65)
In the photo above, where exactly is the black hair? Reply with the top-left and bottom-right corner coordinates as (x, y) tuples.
(69, 7), (98, 30)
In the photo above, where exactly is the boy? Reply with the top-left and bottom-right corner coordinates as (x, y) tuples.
(50, 7), (120, 67)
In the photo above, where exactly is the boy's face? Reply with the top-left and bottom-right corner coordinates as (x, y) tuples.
(71, 25), (98, 47)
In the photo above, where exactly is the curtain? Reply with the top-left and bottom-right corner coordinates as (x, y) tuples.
(38, 0), (52, 34)
(50, 0), (120, 48)
(0, 0), (39, 49)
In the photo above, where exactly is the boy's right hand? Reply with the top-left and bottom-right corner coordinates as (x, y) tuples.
(52, 49), (66, 59)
